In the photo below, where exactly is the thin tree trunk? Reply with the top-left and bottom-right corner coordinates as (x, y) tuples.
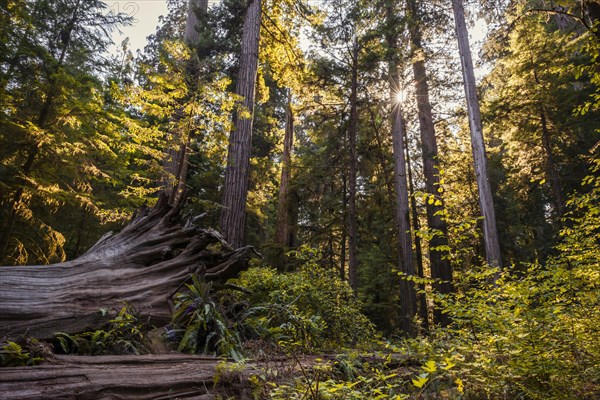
(539, 107), (564, 217)
(403, 122), (429, 330)
(220, 0), (262, 248)
(340, 175), (347, 281)
(347, 38), (360, 293)
(532, 68), (565, 218)
(274, 91), (295, 269)
(368, 107), (396, 208)
(185, 0), (208, 45)
(386, 12), (417, 335)
(451, 0), (502, 269)
(390, 93), (417, 336)
(406, 0), (453, 325)
(163, 0), (209, 205)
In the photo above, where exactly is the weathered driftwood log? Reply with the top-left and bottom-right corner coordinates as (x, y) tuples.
(0, 354), (226, 400)
(0, 194), (256, 340)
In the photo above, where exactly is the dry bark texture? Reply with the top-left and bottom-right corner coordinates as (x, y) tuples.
(0, 194), (256, 340)
(0, 353), (342, 400)
(220, 0), (262, 247)
(0, 354), (221, 400)
(273, 92), (296, 269)
(451, 0), (502, 268)
(347, 38), (359, 292)
(407, 0), (454, 326)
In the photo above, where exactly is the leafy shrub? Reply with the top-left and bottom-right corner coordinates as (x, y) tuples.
(168, 274), (243, 361)
(234, 246), (375, 352)
(56, 305), (149, 355)
(267, 353), (463, 399)
(0, 340), (45, 367)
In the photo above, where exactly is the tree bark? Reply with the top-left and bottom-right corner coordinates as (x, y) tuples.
(220, 0), (262, 248)
(406, 0), (453, 325)
(0, 194), (256, 340)
(347, 38), (360, 293)
(386, 10), (417, 336)
(274, 90), (296, 269)
(0, 353), (325, 400)
(390, 93), (417, 337)
(532, 68), (565, 218)
(451, 0), (502, 269)
(403, 122), (429, 330)
(163, 0), (209, 205)
(0, 354), (222, 400)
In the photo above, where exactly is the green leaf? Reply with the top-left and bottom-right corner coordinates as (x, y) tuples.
(422, 360), (437, 373)
(412, 376), (429, 388)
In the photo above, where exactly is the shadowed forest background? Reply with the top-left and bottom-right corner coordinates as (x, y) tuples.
(0, 0), (599, 398)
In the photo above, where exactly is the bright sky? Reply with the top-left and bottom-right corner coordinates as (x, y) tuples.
(106, 0), (489, 77)
(108, 0), (169, 54)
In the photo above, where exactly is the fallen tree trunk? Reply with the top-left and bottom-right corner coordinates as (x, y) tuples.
(0, 194), (256, 340)
(0, 354), (227, 400)
(0, 353), (327, 400)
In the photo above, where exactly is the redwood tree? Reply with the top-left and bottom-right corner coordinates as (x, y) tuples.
(386, 3), (417, 335)
(407, 0), (453, 324)
(220, 0), (262, 247)
(451, 0), (502, 268)
(163, 0), (209, 205)
(274, 90), (297, 269)
(347, 38), (360, 292)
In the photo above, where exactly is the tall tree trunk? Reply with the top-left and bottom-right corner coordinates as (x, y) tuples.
(539, 106), (565, 217)
(347, 38), (359, 293)
(390, 86), (417, 337)
(163, 0), (209, 205)
(340, 175), (347, 281)
(386, 11), (417, 336)
(220, 0), (262, 248)
(451, 0), (502, 269)
(185, 0), (208, 45)
(274, 91), (295, 269)
(406, 0), (453, 325)
(403, 122), (429, 330)
(532, 68), (565, 218)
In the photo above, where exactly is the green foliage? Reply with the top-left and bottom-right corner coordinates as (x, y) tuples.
(267, 353), (463, 399)
(403, 170), (600, 399)
(56, 305), (149, 356)
(0, 340), (44, 367)
(235, 246), (375, 352)
(481, 6), (600, 263)
(0, 0), (167, 264)
(168, 274), (243, 361)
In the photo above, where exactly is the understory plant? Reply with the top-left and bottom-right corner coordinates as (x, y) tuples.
(401, 158), (600, 399)
(168, 274), (243, 361)
(234, 246), (375, 352)
(267, 353), (463, 399)
(56, 304), (149, 355)
(0, 339), (46, 367)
